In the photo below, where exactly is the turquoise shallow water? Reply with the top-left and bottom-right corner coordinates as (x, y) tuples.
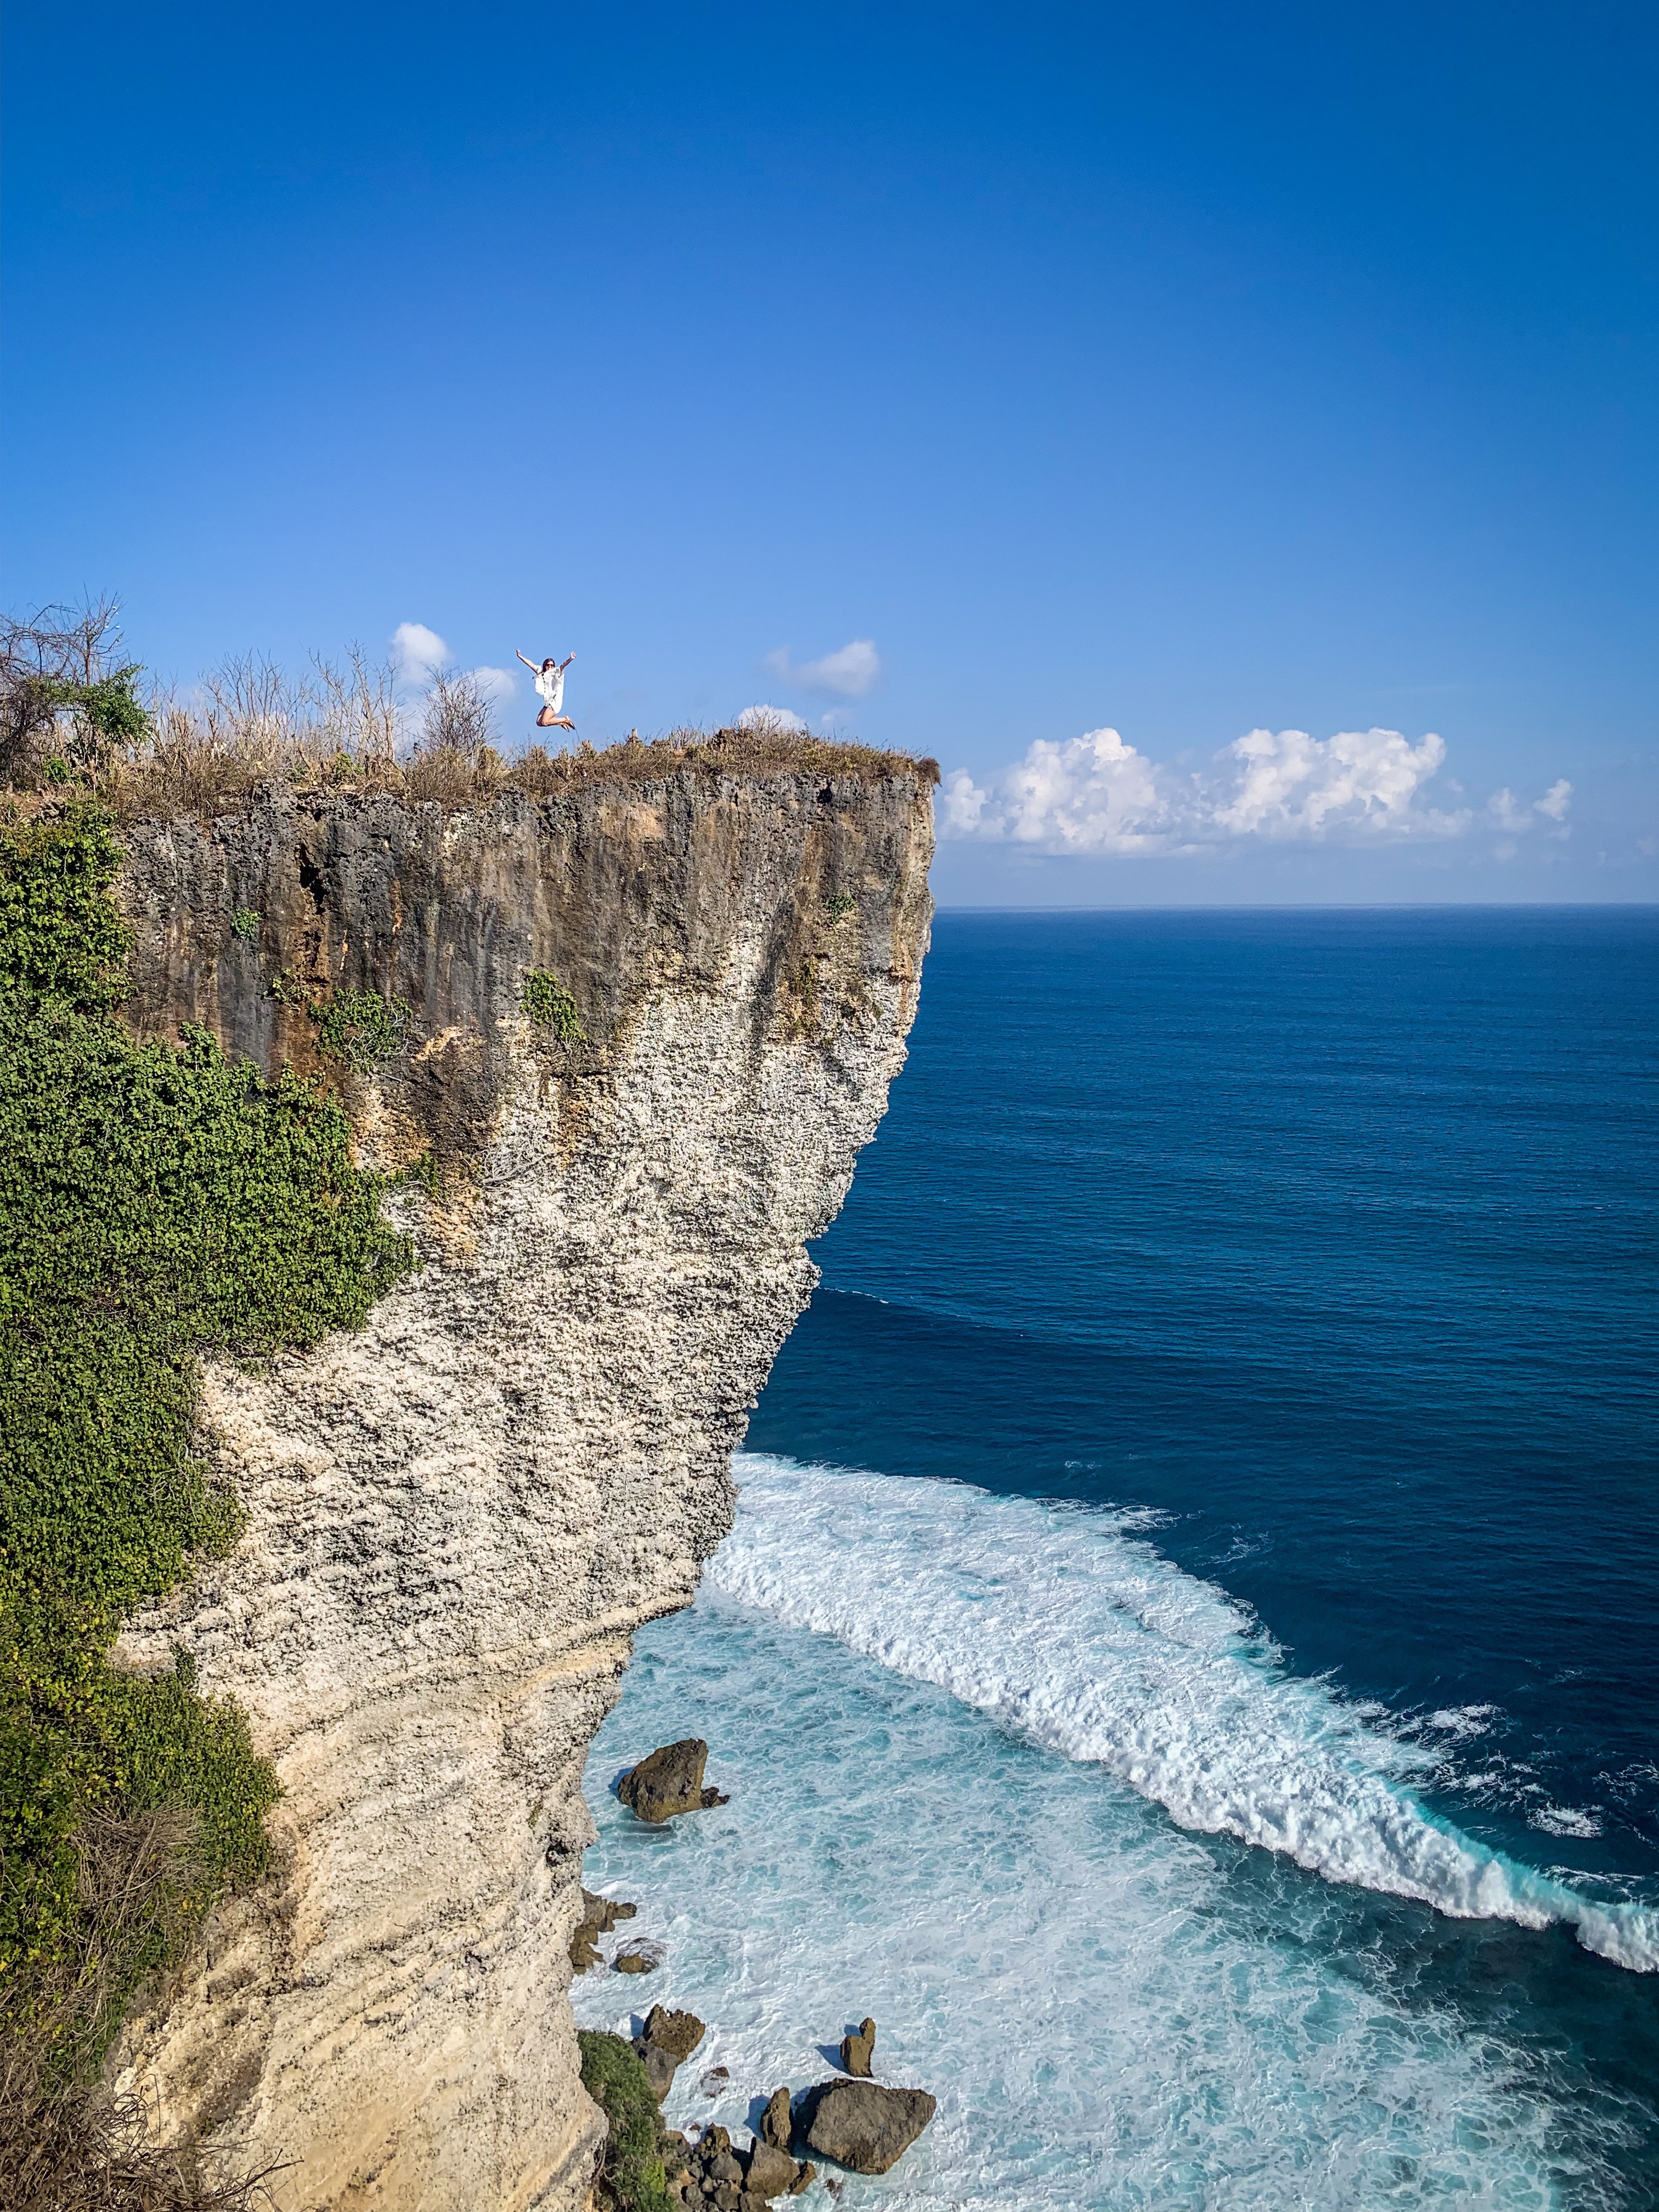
(579, 909), (1659, 2204)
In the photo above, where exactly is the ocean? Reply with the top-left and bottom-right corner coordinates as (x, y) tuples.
(572, 907), (1659, 2208)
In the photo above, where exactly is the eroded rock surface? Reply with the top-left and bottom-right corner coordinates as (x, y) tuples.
(106, 765), (933, 2211)
(802, 2080), (938, 2175)
(839, 2016), (876, 2078)
(618, 1737), (726, 1822)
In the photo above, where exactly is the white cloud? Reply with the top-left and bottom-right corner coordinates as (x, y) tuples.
(389, 623), (516, 709)
(390, 621), (449, 688)
(1212, 726), (1465, 840)
(1488, 777), (1572, 841)
(940, 724), (1572, 855)
(737, 703), (809, 735)
(941, 728), (1180, 854)
(764, 638), (881, 698)
(471, 664), (518, 706)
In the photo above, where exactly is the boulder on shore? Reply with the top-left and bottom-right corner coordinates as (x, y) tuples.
(582, 1888), (637, 1932)
(639, 2004), (706, 2062)
(635, 2041), (677, 2100)
(631, 2004), (706, 2100)
(802, 2080), (936, 2175)
(839, 2016), (876, 2078)
(674, 2123), (809, 2208)
(569, 1888), (637, 1972)
(759, 2086), (793, 2149)
(617, 1739), (731, 1823)
(743, 2142), (800, 2198)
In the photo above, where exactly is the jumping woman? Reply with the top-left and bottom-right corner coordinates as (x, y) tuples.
(517, 647), (576, 731)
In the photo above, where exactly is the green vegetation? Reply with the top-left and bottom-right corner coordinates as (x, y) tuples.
(0, 803), (413, 2172)
(1, 602), (154, 788)
(266, 969), (414, 1074)
(578, 2030), (680, 2212)
(229, 907), (261, 943)
(312, 985), (413, 1073)
(522, 967), (585, 1045)
(822, 891), (857, 922)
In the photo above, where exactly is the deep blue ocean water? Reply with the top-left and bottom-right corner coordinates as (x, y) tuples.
(575, 909), (1659, 2209)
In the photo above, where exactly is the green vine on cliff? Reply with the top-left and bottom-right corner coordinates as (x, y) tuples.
(0, 800), (414, 2196)
(522, 967), (585, 1045)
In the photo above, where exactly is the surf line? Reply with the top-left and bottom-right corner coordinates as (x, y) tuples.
(710, 1455), (1659, 1976)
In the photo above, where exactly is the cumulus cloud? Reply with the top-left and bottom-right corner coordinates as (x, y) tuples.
(390, 621), (449, 689)
(1488, 776), (1573, 842)
(737, 703), (809, 735)
(940, 724), (1572, 855)
(1535, 777), (1572, 823)
(390, 621), (516, 710)
(764, 638), (881, 698)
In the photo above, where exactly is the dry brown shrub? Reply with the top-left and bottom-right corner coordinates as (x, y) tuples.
(25, 711), (936, 825)
(0, 622), (939, 823)
(1, 1810), (281, 2212)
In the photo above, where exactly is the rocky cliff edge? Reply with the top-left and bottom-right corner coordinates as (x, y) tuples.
(105, 759), (934, 2210)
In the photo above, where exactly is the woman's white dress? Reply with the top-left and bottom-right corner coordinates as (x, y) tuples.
(535, 664), (566, 715)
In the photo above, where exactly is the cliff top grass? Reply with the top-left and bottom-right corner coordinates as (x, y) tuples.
(1, 611), (938, 826)
(93, 716), (940, 827)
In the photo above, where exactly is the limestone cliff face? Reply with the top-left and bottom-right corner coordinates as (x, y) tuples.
(105, 764), (934, 2211)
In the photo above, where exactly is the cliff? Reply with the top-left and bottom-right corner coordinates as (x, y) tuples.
(102, 760), (934, 2210)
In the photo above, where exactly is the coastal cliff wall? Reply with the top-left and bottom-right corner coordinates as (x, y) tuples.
(104, 764), (934, 2211)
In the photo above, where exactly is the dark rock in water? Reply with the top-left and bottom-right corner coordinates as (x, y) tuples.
(570, 1886), (637, 1972)
(568, 1923), (602, 1974)
(613, 1950), (658, 1974)
(701, 2125), (732, 2154)
(839, 2016), (876, 2078)
(634, 2041), (678, 2101)
(581, 1887), (636, 1931)
(699, 2067), (730, 2096)
(787, 2163), (816, 2196)
(743, 2142), (800, 2199)
(618, 1739), (725, 1822)
(641, 2005), (706, 2061)
(802, 2080), (936, 2175)
(759, 2087), (793, 2150)
(700, 1784), (731, 1808)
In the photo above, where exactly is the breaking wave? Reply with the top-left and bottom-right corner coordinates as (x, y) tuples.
(710, 1455), (1658, 1974)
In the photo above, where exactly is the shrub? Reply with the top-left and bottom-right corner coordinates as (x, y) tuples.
(312, 986), (413, 1074)
(578, 2030), (678, 2212)
(0, 803), (413, 2193)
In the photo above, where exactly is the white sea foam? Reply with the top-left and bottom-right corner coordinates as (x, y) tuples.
(574, 1526), (1637, 2207)
(707, 1455), (1658, 1974)
(1531, 1805), (1605, 1840)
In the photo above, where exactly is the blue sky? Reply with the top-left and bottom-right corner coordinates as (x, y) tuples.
(5, 1), (1655, 902)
